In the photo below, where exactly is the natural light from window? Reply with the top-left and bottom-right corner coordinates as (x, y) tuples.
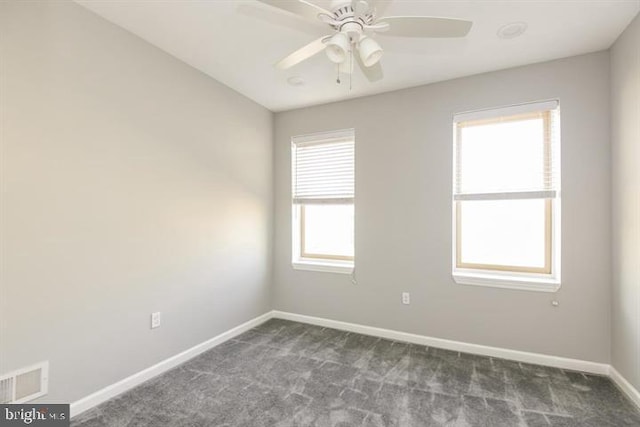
(291, 129), (355, 273)
(453, 100), (560, 290)
(459, 118), (545, 193)
(459, 199), (546, 268)
(302, 204), (354, 258)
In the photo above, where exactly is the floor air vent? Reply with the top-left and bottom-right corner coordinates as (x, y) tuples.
(0, 361), (48, 403)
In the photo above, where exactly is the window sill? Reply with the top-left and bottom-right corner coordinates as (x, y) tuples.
(292, 260), (353, 274)
(453, 272), (560, 292)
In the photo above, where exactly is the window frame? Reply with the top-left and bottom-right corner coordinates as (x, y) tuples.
(452, 102), (561, 292)
(455, 199), (553, 275)
(291, 129), (355, 274)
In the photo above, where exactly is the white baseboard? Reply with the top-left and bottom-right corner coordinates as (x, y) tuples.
(272, 310), (640, 410)
(70, 309), (639, 418)
(70, 311), (272, 418)
(272, 310), (610, 376)
(609, 366), (640, 409)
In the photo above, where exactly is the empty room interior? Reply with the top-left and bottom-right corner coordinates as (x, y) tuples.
(1, 0), (639, 425)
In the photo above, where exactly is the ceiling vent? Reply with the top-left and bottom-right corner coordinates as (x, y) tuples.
(0, 361), (48, 404)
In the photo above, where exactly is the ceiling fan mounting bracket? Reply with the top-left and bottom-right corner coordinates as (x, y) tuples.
(329, 3), (374, 27)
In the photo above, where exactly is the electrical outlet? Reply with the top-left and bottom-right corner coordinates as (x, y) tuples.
(151, 312), (161, 329)
(402, 292), (410, 305)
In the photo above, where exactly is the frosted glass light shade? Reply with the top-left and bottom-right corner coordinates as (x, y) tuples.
(359, 36), (383, 67)
(325, 32), (350, 64)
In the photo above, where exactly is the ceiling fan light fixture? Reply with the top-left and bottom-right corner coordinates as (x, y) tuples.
(359, 36), (383, 67)
(325, 32), (351, 64)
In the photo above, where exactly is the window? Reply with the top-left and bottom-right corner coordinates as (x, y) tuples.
(292, 129), (355, 273)
(453, 100), (561, 291)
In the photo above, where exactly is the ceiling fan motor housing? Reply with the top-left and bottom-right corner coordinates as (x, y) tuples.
(341, 22), (364, 41)
(330, 1), (374, 33)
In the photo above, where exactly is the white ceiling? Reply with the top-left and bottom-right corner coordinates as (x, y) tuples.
(76, 0), (639, 112)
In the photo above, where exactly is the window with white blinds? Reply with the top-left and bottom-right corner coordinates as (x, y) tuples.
(291, 129), (355, 272)
(454, 100), (560, 202)
(452, 100), (561, 289)
(292, 130), (355, 205)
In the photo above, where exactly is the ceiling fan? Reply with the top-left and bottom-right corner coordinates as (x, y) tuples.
(257, 0), (473, 82)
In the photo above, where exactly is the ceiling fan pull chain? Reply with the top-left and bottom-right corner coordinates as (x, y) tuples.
(350, 49), (353, 91)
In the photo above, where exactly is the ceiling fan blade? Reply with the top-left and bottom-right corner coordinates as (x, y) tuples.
(375, 16), (473, 38)
(367, 0), (391, 18)
(355, 53), (383, 82)
(237, 3), (328, 34)
(256, 0), (331, 23)
(373, 1), (392, 17)
(352, 0), (369, 20)
(353, 0), (390, 20)
(275, 36), (329, 70)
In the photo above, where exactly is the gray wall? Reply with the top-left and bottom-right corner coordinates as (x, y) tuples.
(1, 0), (630, 407)
(0, 1), (273, 403)
(274, 52), (612, 363)
(611, 13), (640, 391)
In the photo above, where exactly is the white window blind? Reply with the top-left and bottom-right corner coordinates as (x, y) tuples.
(454, 100), (560, 201)
(292, 129), (355, 204)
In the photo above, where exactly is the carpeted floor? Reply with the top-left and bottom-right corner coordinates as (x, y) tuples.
(72, 319), (640, 426)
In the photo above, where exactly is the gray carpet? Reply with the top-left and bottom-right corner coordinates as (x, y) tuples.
(72, 319), (640, 426)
